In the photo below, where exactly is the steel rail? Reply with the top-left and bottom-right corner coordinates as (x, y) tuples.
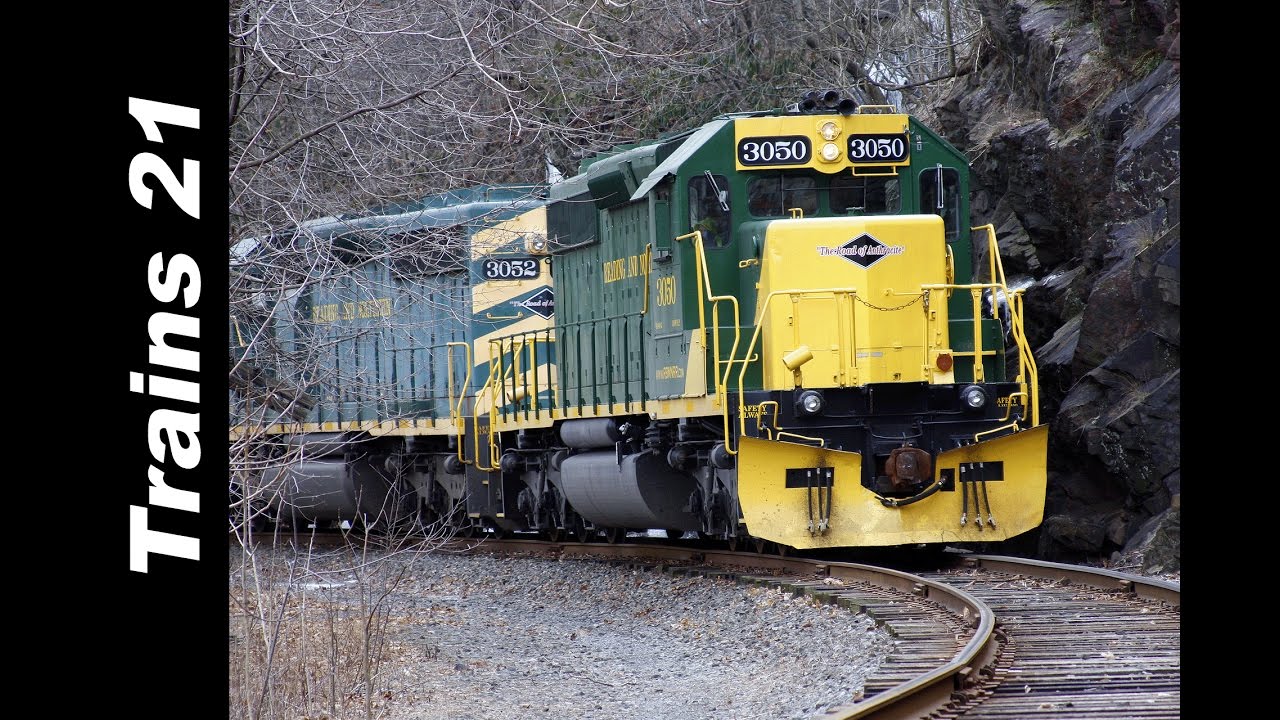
(958, 553), (1180, 608)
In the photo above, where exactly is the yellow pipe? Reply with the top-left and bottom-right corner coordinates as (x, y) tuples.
(642, 243), (651, 315)
(969, 288), (984, 382)
(974, 421), (1021, 443)
(775, 431), (826, 447)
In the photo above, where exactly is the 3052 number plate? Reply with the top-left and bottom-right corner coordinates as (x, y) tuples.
(482, 257), (540, 280)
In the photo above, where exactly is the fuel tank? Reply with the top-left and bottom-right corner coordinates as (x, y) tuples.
(558, 450), (700, 530)
(265, 457), (414, 526)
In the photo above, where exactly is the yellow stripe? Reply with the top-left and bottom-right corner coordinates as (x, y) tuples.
(470, 206), (547, 260)
(233, 417), (463, 437)
(474, 316), (555, 366)
(473, 277), (552, 312)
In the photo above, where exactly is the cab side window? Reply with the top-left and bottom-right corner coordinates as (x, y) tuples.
(919, 166), (960, 241)
(689, 174), (731, 247)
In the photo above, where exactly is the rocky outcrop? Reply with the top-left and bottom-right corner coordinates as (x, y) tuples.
(935, 0), (1180, 570)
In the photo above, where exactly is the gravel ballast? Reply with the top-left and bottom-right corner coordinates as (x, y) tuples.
(233, 545), (896, 719)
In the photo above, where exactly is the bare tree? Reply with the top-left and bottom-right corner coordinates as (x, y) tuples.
(230, 0), (985, 238)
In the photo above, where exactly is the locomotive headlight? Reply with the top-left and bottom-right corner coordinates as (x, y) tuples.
(797, 389), (825, 416)
(529, 235), (548, 254)
(820, 142), (841, 162)
(819, 121), (840, 141)
(960, 385), (988, 410)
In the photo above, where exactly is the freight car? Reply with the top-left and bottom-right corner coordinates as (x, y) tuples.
(231, 92), (1047, 551)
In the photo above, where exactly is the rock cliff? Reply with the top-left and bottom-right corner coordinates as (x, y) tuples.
(932, 0), (1179, 572)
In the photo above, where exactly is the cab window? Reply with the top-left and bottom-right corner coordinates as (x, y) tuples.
(747, 175), (817, 217)
(831, 175), (899, 215)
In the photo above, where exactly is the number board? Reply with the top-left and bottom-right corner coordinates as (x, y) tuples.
(481, 257), (540, 280)
(846, 133), (909, 164)
(737, 136), (811, 166)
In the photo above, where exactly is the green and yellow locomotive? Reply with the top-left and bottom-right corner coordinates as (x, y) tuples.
(481, 95), (1046, 549)
(229, 186), (548, 532)
(234, 94), (1047, 551)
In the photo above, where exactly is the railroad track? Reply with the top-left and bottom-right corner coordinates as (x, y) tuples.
(234, 532), (1180, 718)
(912, 557), (1180, 719)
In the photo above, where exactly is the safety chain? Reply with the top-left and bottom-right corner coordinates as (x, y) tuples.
(852, 291), (926, 312)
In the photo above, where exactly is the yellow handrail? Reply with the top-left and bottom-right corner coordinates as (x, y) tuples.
(676, 230), (742, 451)
(231, 315), (247, 347)
(446, 341), (473, 466)
(482, 338), (530, 468)
(473, 364), (499, 472)
(1008, 291), (1039, 425)
(972, 223), (1040, 426)
(969, 287), (985, 382)
(753, 400), (780, 439)
(917, 281), (1012, 381)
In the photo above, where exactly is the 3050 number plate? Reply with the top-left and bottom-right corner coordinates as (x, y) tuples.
(737, 136), (811, 166)
(846, 133), (909, 163)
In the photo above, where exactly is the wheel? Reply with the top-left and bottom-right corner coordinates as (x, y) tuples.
(604, 527), (625, 544)
(727, 535), (741, 552)
(546, 526), (563, 543)
(751, 537), (768, 554)
(774, 543), (792, 557)
(665, 528), (685, 541)
(577, 525), (596, 543)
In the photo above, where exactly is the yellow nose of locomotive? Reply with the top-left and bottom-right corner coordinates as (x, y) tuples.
(754, 213), (954, 391)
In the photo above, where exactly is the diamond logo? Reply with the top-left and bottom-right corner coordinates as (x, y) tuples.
(818, 232), (904, 268)
(519, 287), (555, 319)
